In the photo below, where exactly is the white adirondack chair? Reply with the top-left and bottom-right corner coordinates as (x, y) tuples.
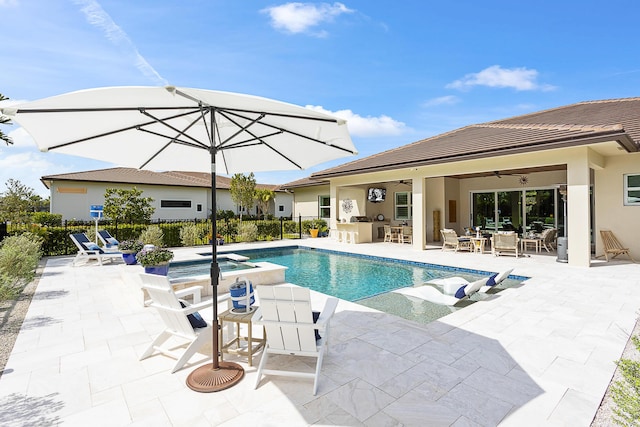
(139, 273), (223, 373)
(253, 284), (339, 395)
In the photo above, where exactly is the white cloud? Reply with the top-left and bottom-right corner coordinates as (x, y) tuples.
(72, 0), (167, 85)
(262, 2), (354, 36)
(4, 127), (35, 148)
(446, 65), (556, 91)
(422, 95), (460, 107)
(306, 105), (406, 137)
(0, 148), (59, 196)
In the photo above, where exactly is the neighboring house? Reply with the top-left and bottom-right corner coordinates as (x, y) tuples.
(282, 97), (640, 267)
(41, 168), (293, 221)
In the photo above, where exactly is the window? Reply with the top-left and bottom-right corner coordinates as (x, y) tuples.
(278, 205), (284, 212)
(624, 174), (640, 206)
(394, 192), (412, 220)
(160, 200), (191, 208)
(197, 204), (202, 212)
(319, 195), (330, 218)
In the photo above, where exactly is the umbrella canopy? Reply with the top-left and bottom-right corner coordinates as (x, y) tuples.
(2, 86), (357, 392)
(2, 86), (356, 173)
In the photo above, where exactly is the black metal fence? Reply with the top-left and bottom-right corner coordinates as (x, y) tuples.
(1, 215), (327, 257)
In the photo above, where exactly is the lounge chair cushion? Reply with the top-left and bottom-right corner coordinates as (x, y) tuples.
(106, 237), (119, 246)
(85, 242), (104, 253)
(179, 301), (207, 329)
(454, 285), (468, 299)
(485, 273), (499, 287)
(312, 311), (321, 341)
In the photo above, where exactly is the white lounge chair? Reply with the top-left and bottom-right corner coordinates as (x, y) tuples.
(97, 229), (120, 251)
(69, 232), (122, 266)
(139, 273), (224, 373)
(393, 277), (489, 306)
(253, 284), (338, 395)
(427, 268), (514, 294)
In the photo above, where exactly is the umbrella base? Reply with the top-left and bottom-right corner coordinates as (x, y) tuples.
(186, 361), (244, 392)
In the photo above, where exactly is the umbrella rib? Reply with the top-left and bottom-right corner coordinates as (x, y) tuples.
(222, 109), (356, 155)
(215, 110), (265, 149)
(31, 107), (204, 151)
(140, 109), (210, 149)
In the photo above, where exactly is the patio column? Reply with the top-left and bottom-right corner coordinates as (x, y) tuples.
(566, 148), (596, 267)
(329, 184), (338, 230)
(412, 177), (425, 250)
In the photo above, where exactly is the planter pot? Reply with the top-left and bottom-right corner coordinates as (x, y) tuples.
(144, 264), (170, 276)
(309, 229), (319, 238)
(122, 252), (137, 265)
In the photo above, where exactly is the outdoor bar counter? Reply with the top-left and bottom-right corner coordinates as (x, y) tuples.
(336, 221), (387, 243)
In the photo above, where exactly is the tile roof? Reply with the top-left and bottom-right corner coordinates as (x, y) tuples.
(277, 176), (329, 190)
(41, 167), (279, 191)
(310, 97), (640, 179)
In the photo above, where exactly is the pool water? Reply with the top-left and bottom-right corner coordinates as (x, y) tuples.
(190, 247), (525, 324)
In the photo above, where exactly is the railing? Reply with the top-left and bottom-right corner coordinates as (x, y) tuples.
(1, 215), (329, 257)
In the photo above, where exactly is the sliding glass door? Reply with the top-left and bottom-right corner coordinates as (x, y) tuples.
(497, 191), (522, 232)
(472, 188), (558, 234)
(472, 192), (495, 230)
(524, 189), (555, 233)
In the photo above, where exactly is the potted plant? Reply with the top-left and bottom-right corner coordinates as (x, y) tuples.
(137, 247), (174, 275)
(207, 232), (225, 245)
(119, 240), (144, 265)
(309, 219), (326, 238)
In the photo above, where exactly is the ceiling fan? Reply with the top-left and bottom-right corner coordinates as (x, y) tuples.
(493, 171), (529, 185)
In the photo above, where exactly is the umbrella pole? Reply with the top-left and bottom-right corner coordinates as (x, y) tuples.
(186, 150), (244, 392)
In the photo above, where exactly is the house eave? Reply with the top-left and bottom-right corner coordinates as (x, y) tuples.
(311, 132), (638, 180)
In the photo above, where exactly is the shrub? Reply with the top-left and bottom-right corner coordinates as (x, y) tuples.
(301, 219), (326, 234)
(237, 222), (258, 242)
(180, 223), (202, 247)
(0, 232), (43, 301)
(139, 225), (165, 247)
(611, 334), (640, 426)
(283, 220), (299, 235)
(31, 212), (62, 226)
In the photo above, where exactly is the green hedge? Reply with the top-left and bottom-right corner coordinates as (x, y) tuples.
(5, 219), (304, 256)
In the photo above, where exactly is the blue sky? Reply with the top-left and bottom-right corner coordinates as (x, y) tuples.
(1, 0), (639, 197)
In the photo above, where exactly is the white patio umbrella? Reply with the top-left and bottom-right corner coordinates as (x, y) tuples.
(1, 86), (357, 392)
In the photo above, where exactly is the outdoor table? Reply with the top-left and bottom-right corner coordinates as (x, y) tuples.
(219, 307), (265, 367)
(521, 237), (541, 253)
(470, 236), (488, 253)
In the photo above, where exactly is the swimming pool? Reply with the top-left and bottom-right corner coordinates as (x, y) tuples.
(180, 246), (526, 324)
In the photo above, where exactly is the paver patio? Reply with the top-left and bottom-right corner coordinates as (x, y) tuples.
(0, 239), (637, 426)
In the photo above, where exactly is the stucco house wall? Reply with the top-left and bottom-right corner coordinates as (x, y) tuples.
(290, 185), (328, 219)
(593, 152), (640, 256)
(50, 181), (213, 221)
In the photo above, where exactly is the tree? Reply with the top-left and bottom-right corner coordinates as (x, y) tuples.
(229, 173), (256, 221)
(0, 93), (13, 145)
(103, 187), (155, 224)
(0, 179), (42, 223)
(254, 188), (276, 219)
